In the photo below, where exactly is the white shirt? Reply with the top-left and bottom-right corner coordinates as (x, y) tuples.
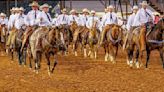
(8, 14), (17, 29)
(79, 14), (89, 26)
(57, 14), (69, 25)
(25, 10), (41, 26)
(133, 8), (154, 26)
(52, 17), (58, 26)
(14, 13), (26, 30)
(126, 13), (136, 31)
(103, 12), (118, 26)
(37, 11), (52, 26)
(86, 16), (100, 29)
(69, 15), (79, 25)
(0, 18), (8, 26)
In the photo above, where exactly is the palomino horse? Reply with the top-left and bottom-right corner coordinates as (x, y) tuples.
(29, 27), (65, 75)
(145, 19), (164, 68)
(87, 21), (100, 59)
(103, 25), (123, 63)
(0, 25), (7, 55)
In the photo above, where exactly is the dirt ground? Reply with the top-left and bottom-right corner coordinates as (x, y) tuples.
(0, 48), (164, 92)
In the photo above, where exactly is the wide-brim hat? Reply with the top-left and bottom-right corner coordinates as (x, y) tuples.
(153, 12), (160, 16)
(0, 13), (6, 17)
(19, 7), (25, 11)
(70, 9), (76, 14)
(61, 8), (67, 13)
(140, 1), (149, 6)
(40, 3), (52, 10)
(107, 5), (114, 9)
(29, 1), (39, 7)
(132, 5), (139, 10)
(82, 8), (90, 13)
(10, 7), (16, 12)
(91, 10), (96, 14)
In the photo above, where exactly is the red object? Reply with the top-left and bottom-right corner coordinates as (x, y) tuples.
(154, 15), (160, 24)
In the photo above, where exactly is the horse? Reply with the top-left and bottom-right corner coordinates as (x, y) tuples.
(145, 19), (164, 68)
(15, 27), (27, 66)
(87, 21), (100, 59)
(59, 24), (72, 55)
(125, 21), (154, 68)
(103, 25), (123, 63)
(0, 24), (7, 55)
(29, 26), (65, 75)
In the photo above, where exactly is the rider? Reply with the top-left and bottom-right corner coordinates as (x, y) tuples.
(133, 1), (154, 51)
(0, 13), (8, 43)
(37, 3), (52, 28)
(21, 1), (40, 51)
(86, 10), (100, 30)
(99, 5), (118, 45)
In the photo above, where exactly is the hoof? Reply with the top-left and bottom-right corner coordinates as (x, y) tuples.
(135, 62), (140, 69)
(48, 71), (51, 76)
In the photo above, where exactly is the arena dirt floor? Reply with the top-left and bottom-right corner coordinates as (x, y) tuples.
(0, 47), (164, 92)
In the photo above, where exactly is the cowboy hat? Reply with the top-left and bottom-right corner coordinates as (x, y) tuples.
(82, 8), (90, 13)
(40, 3), (52, 10)
(10, 7), (16, 12)
(61, 8), (67, 13)
(70, 9), (76, 14)
(153, 12), (160, 16)
(0, 13), (6, 17)
(91, 10), (96, 14)
(19, 7), (25, 11)
(140, 1), (149, 6)
(107, 5), (114, 9)
(29, 1), (39, 7)
(132, 5), (138, 10)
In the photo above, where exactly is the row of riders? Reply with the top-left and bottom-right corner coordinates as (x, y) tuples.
(0, 1), (163, 75)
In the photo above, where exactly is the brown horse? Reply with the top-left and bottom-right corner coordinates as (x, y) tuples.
(29, 27), (65, 75)
(103, 25), (123, 63)
(145, 19), (164, 68)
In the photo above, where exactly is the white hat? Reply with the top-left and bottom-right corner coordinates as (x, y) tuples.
(107, 5), (114, 9)
(140, 1), (149, 6)
(40, 3), (52, 10)
(91, 10), (96, 14)
(70, 9), (76, 14)
(10, 7), (16, 12)
(0, 13), (6, 17)
(19, 7), (25, 11)
(14, 7), (19, 11)
(61, 8), (67, 13)
(133, 6), (138, 10)
(29, 1), (39, 7)
(153, 12), (160, 15)
(82, 8), (89, 13)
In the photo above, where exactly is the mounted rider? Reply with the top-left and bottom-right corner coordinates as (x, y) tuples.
(21, 1), (40, 51)
(86, 10), (100, 30)
(99, 5), (118, 45)
(0, 13), (8, 43)
(69, 9), (78, 25)
(132, 1), (154, 51)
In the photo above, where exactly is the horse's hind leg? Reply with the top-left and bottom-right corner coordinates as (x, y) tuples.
(159, 49), (164, 68)
(135, 49), (140, 68)
(127, 48), (134, 67)
(145, 49), (150, 68)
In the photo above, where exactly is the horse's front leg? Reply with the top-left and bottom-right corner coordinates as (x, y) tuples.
(27, 47), (32, 69)
(22, 48), (27, 67)
(145, 49), (150, 68)
(45, 52), (51, 75)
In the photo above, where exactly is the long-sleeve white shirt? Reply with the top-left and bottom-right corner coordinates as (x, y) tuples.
(57, 14), (70, 25)
(86, 16), (100, 29)
(14, 14), (26, 30)
(69, 15), (79, 25)
(103, 12), (118, 26)
(36, 11), (52, 27)
(8, 14), (17, 29)
(0, 18), (8, 26)
(132, 8), (154, 26)
(25, 10), (41, 26)
(126, 13), (136, 31)
(79, 14), (89, 26)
